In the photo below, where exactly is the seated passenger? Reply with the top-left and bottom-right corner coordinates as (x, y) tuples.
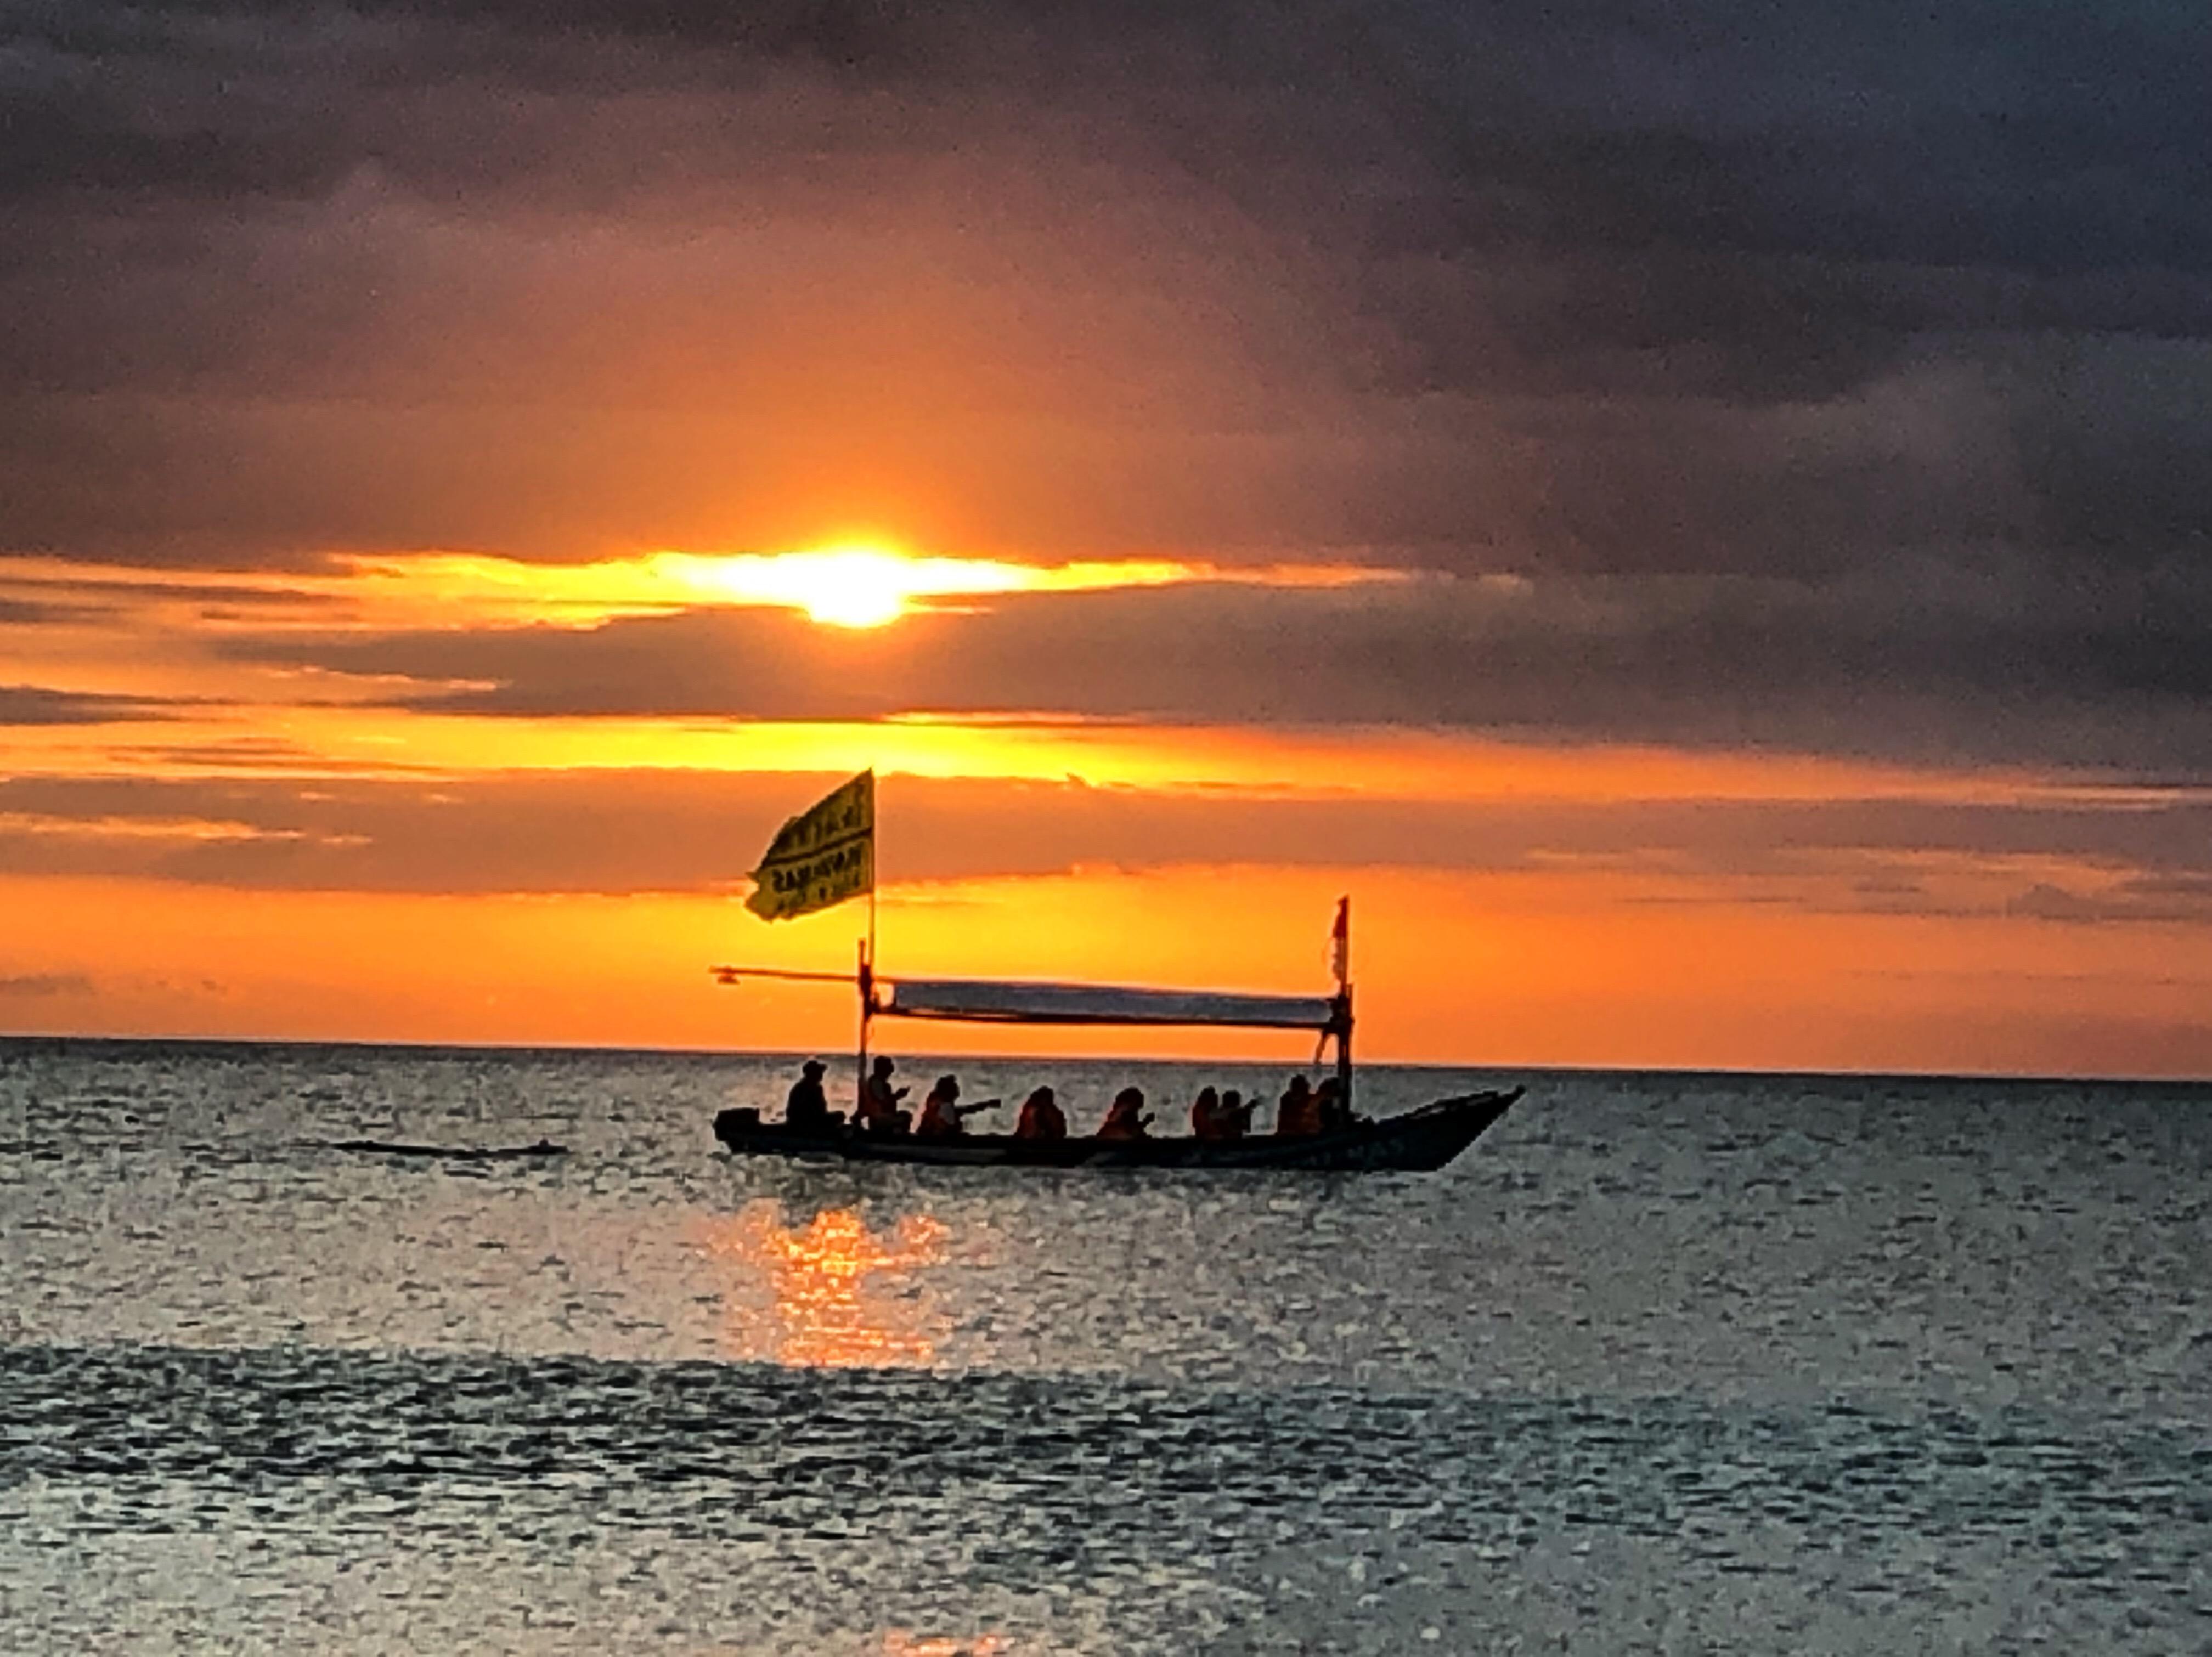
(855, 1054), (911, 1135)
(1189, 1085), (1222, 1139)
(1314, 1076), (1355, 1134)
(1214, 1088), (1255, 1141)
(784, 1059), (836, 1133)
(1097, 1086), (1152, 1141)
(1013, 1085), (1067, 1141)
(916, 1074), (1001, 1139)
(1275, 1074), (1318, 1137)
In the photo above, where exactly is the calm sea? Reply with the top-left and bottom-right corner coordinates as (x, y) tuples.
(2, 1039), (2207, 1653)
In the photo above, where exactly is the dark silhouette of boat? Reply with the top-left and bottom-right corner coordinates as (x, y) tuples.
(712, 897), (1524, 1174)
(714, 1086), (1521, 1172)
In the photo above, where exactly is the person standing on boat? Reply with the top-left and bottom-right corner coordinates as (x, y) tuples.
(917, 1074), (1000, 1139)
(1014, 1085), (1066, 1140)
(1097, 1086), (1152, 1140)
(785, 1059), (835, 1133)
(856, 1055), (911, 1135)
(1276, 1074), (1318, 1136)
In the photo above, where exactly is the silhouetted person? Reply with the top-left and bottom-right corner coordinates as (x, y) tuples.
(916, 1074), (1001, 1139)
(1097, 1086), (1152, 1141)
(1014, 1085), (1067, 1140)
(785, 1059), (835, 1133)
(1189, 1085), (1221, 1139)
(856, 1055), (910, 1135)
(1276, 1074), (1318, 1137)
(1314, 1075), (1352, 1134)
(1211, 1087), (1256, 1141)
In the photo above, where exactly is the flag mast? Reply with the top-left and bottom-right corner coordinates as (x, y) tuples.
(714, 767), (878, 1108)
(860, 793), (878, 1112)
(720, 772), (1351, 1117)
(1332, 895), (1353, 1111)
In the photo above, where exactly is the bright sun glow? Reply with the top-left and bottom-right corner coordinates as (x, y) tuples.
(2, 546), (1403, 637)
(658, 542), (1040, 628)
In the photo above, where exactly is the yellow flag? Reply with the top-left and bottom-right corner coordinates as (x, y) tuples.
(745, 770), (874, 921)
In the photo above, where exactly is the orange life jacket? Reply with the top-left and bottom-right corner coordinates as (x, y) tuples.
(1015, 1098), (1066, 1140)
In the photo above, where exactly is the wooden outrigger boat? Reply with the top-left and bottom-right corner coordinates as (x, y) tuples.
(714, 1088), (1522, 1172)
(712, 896), (1522, 1174)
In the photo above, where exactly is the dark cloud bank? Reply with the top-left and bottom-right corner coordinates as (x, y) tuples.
(3, 0), (2209, 771)
(228, 572), (2212, 775)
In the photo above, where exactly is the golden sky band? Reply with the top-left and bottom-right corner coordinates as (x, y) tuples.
(744, 770), (876, 921)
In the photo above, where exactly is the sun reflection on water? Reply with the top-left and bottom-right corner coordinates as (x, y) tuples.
(705, 1202), (952, 1368)
(882, 1632), (1014, 1657)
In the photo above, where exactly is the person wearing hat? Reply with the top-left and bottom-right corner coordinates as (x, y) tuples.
(784, 1059), (836, 1134)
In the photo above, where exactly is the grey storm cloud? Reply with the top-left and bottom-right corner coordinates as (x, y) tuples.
(2, 0), (2209, 761)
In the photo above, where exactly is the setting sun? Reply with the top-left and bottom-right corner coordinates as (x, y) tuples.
(654, 542), (1204, 627)
(674, 543), (941, 627)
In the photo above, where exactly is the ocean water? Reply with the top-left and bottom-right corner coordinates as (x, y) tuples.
(2, 1040), (2208, 1654)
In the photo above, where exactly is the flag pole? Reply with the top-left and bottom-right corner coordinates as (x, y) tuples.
(856, 935), (871, 1115)
(730, 766), (877, 1108)
(1333, 896), (1353, 1112)
(857, 889), (877, 1113)
(861, 771), (879, 1112)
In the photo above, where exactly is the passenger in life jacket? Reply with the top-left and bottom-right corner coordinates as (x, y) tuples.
(1313, 1075), (1354, 1134)
(1189, 1085), (1222, 1139)
(1214, 1088), (1256, 1141)
(784, 1059), (836, 1133)
(855, 1055), (911, 1135)
(1097, 1086), (1152, 1140)
(1014, 1085), (1067, 1140)
(916, 1074), (1001, 1139)
(1275, 1074), (1319, 1136)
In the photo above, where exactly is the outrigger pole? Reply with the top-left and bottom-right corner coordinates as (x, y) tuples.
(709, 966), (857, 986)
(709, 959), (877, 1113)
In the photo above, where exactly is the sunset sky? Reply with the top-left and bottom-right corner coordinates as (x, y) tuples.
(4, 1), (2209, 1074)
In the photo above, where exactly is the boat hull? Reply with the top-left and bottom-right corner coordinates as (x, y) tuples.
(713, 1088), (1521, 1173)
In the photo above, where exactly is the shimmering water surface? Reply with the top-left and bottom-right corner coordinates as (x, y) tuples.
(2, 1040), (2208, 1653)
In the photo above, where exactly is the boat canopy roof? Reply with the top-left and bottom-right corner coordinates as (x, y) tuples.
(879, 976), (1339, 1030)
